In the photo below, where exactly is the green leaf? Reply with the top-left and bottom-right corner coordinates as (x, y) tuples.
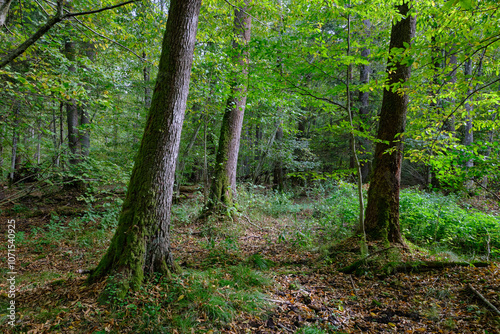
(459, 0), (474, 10)
(443, 0), (459, 11)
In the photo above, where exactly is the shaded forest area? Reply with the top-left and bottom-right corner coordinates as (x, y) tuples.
(1, 0), (500, 333)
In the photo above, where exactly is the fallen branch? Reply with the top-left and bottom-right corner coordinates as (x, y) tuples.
(473, 179), (500, 202)
(241, 214), (276, 232)
(468, 283), (500, 316)
(349, 275), (357, 294)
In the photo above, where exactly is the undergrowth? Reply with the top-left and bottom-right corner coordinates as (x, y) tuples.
(104, 265), (271, 333)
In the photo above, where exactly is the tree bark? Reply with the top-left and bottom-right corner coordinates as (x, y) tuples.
(207, 1), (251, 210)
(358, 19), (372, 183)
(88, 0), (202, 295)
(363, 3), (416, 244)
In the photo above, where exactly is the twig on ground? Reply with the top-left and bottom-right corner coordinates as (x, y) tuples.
(349, 275), (357, 294)
(241, 214), (275, 232)
(277, 323), (293, 332)
(468, 283), (500, 316)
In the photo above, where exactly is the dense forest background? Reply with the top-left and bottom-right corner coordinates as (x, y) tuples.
(1, 0), (500, 333)
(2, 0), (499, 197)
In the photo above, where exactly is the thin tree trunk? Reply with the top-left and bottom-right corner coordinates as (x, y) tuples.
(443, 46), (457, 133)
(363, 2), (416, 244)
(273, 123), (284, 192)
(347, 11), (366, 251)
(253, 122), (281, 184)
(463, 57), (474, 169)
(59, 102), (64, 166)
(88, 0), (202, 295)
(35, 116), (41, 164)
(358, 19), (372, 183)
(52, 104), (60, 167)
(80, 108), (90, 158)
(176, 114), (203, 191)
(9, 102), (19, 183)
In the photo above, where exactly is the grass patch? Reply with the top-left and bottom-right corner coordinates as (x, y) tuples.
(101, 265), (271, 333)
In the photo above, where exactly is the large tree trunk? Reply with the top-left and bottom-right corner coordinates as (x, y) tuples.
(207, 1), (251, 210)
(88, 0), (202, 296)
(363, 2), (416, 244)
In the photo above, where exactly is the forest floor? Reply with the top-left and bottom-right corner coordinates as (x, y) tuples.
(0, 185), (499, 333)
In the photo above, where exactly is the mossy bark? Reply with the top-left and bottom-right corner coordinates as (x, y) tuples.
(363, 3), (416, 244)
(87, 0), (202, 296)
(205, 2), (251, 214)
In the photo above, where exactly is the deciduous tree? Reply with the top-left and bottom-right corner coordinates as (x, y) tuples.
(88, 0), (202, 296)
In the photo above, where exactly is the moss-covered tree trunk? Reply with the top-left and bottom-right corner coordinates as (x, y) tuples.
(88, 0), (202, 295)
(207, 2), (251, 211)
(363, 2), (416, 244)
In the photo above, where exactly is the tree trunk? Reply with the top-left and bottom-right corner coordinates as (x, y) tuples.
(443, 46), (457, 133)
(358, 20), (372, 183)
(59, 102), (64, 166)
(273, 123), (284, 192)
(363, 2), (416, 244)
(9, 102), (20, 183)
(35, 116), (41, 164)
(79, 42), (95, 159)
(463, 57), (474, 169)
(207, 1), (251, 210)
(253, 122), (281, 184)
(88, 0), (202, 296)
(80, 108), (90, 158)
(64, 41), (81, 165)
(52, 104), (60, 167)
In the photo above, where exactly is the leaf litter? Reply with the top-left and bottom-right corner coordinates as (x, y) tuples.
(0, 191), (499, 333)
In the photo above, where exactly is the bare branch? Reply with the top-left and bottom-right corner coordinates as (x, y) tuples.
(63, 0), (140, 19)
(71, 16), (148, 62)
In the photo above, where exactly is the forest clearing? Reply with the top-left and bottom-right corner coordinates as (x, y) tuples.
(1, 0), (500, 332)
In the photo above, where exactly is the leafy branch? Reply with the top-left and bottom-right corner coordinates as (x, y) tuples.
(0, 0), (141, 69)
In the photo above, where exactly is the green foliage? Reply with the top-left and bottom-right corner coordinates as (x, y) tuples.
(313, 181), (362, 241)
(104, 265), (270, 333)
(400, 189), (500, 258)
(240, 185), (301, 218)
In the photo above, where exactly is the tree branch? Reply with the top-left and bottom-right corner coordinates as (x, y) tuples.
(63, 0), (139, 19)
(70, 16), (148, 62)
(0, 0), (140, 69)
